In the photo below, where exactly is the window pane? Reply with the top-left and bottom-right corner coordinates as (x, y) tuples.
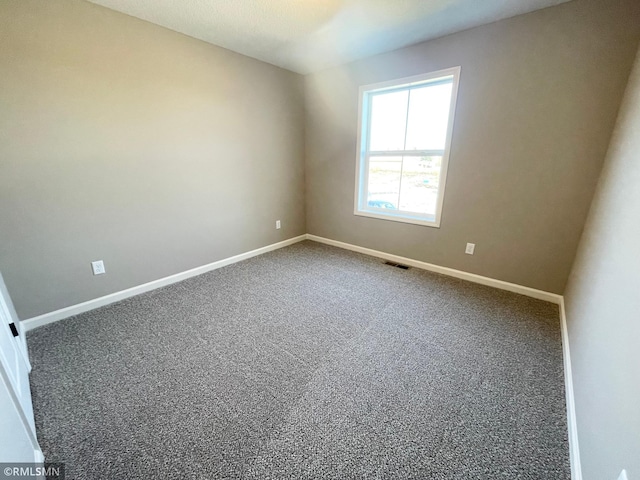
(405, 82), (453, 151)
(369, 90), (408, 151)
(398, 156), (442, 215)
(367, 157), (402, 210)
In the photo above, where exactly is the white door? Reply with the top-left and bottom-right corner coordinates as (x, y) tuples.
(0, 272), (42, 463)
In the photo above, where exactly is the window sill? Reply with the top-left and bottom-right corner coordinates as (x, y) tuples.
(354, 209), (441, 228)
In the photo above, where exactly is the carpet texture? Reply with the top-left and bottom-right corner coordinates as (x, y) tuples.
(27, 241), (570, 479)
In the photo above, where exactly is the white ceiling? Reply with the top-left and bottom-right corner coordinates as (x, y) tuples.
(87, 0), (572, 74)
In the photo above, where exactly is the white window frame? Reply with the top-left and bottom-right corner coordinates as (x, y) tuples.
(354, 66), (461, 228)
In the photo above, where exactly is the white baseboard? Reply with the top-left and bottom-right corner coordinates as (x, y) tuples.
(21, 235), (307, 332)
(22, 232), (562, 331)
(34, 448), (44, 464)
(559, 297), (582, 480)
(306, 234), (562, 304)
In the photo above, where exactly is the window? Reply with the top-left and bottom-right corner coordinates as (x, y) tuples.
(354, 67), (460, 227)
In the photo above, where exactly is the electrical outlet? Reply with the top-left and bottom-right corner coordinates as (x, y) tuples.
(276, 220), (281, 230)
(618, 470), (628, 480)
(465, 243), (476, 255)
(91, 260), (106, 275)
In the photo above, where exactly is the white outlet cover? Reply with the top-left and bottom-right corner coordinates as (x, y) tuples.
(91, 260), (106, 275)
(276, 220), (281, 229)
(618, 470), (628, 480)
(465, 243), (476, 255)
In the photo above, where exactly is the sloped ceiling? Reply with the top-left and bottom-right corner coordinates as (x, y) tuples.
(87, 0), (572, 74)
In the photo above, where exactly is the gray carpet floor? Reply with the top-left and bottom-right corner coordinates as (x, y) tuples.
(27, 240), (570, 479)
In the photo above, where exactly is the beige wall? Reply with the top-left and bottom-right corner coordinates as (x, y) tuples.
(0, 0), (306, 319)
(304, 0), (640, 294)
(2, 0), (639, 318)
(564, 46), (640, 480)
